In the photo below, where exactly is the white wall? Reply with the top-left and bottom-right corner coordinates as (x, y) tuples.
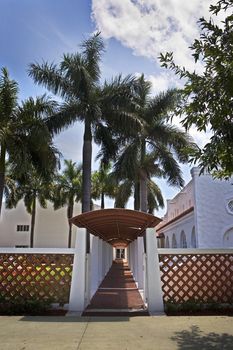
(160, 211), (195, 248)
(0, 200), (82, 248)
(157, 168), (233, 249)
(192, 168), (233, 248)
(163, 180), (194, 223)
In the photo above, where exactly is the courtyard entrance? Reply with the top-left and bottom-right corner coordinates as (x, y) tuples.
(83, 259), (148, 316)
(69, 208), (162, 315)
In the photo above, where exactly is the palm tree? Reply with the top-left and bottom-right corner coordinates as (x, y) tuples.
(29, 34), (142, 252)
(51, 160), (82, 248)
(0, 67), (59, 216)
(28, 34), (142, 216)
(114, 177), (164, 214)
(113, 75), (196, 213)
(91, 162), (117, 209)
(0, 67), (18, 215)
(6, 169), (52, 248)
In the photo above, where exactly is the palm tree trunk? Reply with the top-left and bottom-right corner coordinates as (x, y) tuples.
(67, 202), (74, 248)
(30, 195), (36, 248)
(139, 141), (147, 213)
(0, 144), (6, 216)
(82, 118), (92, 212)
(82, 118), (92, 253)
(140, 141), (147, 253)
(101, 192), (105, 209)
(134, 181), (140, 210)
(140, 174), (147, 212)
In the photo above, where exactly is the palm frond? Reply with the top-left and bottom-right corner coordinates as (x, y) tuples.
(28, 62), (71, 98)
(81, 32), (104, 83)
(113, 142), (140, 180)
(146, 89), (179, 122)
(0, 67), (18, 124)
(115, 180), (133, 208)
(154, 145), (184, 187)
(148, 179), (164, 208)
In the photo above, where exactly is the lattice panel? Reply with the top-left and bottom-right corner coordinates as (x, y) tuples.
(0, 254), (74, 303)
(159, 254), (233, 303)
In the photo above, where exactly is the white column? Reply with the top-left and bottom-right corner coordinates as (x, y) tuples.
(130, 244), (133, 269)
(131, 242), (135, 274)
(104, 242), (108, 274)
(145, 228), (164, 314)
(106, 243), (110, 272)
(137, 237), (144, 289)
(132, 242), (136, 275)
(113, 247), (116, 260)
(133, 240), (139, 283)
(98, 238), (103, 284)
(107, 244), (112, 271)
(68, 228), (86, 315)
(128, 244), (132, 269)
(102, 241), (106, 276)
(90, 236), (99, 298)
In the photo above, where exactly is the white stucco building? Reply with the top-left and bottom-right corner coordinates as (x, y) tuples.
(157, 167), (233, 248)
(0, 200), (84, 248)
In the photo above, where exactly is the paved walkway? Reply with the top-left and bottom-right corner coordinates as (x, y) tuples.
(0, 315), (233, 349)
(84, 260), (147, 316)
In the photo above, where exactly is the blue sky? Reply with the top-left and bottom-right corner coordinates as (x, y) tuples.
(0, 0), (213, 215)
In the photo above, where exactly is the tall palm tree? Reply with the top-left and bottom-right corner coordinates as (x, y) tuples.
(29, 34), (142, 215)
(114, 75), (196, 213)
(6, 169), (52, 248)
(0, 67), (59, 216)
(51, 160), (82, 248)
(29, 34), (142, 251)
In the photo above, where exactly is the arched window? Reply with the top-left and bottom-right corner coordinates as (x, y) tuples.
(165, 236), (170, 248)
(180, 230), (187, 248)
(223, 228), (233, 247)
(172, 234), (177, 248)
(191, 227), (197, 248)
(157, 233), (165, 248)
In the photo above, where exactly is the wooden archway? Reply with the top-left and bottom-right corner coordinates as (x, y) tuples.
(71, 208), (161, 246)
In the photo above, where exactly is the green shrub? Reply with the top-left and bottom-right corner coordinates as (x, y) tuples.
(0, 296), (51, 315)
(165, 299), (233, 315)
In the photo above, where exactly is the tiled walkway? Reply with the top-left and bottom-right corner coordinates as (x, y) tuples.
(83, 260), (148, 316)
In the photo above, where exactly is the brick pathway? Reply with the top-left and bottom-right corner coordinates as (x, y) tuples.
(83, 260), (148, 316)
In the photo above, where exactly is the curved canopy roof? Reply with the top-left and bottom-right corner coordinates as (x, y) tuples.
(71, 208), (161, 247)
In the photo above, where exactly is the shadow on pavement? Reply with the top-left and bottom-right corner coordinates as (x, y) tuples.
(171, 325), (233, 350)
(20, 316), (130, 323)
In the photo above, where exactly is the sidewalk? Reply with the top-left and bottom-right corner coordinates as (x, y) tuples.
(0, 315), (232, 349)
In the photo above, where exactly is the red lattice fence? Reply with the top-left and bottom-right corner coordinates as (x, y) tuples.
(159, 253), (233, 303)
(0, 254), (74, 303)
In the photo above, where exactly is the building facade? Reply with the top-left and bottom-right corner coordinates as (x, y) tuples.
(0, 200), (84, 248)
(157, 167), (233, 248)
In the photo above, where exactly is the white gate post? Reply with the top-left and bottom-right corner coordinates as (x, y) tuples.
(146, 227), (164, 314)
(68, 227), (86, 315)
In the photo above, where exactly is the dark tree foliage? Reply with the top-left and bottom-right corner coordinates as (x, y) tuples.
(160, 0), (233, 178)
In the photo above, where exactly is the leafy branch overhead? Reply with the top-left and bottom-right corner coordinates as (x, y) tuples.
(160, 0), (233, 178)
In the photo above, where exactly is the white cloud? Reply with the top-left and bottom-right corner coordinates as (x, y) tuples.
(146, 71), (184, 95)
(92, 0), (215, 159)
(92, 0), (212, 71)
